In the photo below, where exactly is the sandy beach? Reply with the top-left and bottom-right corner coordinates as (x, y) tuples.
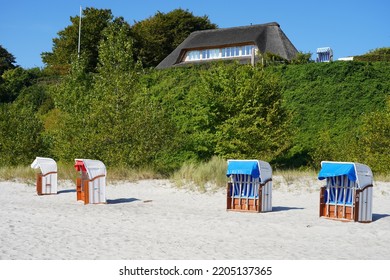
(0, 177), (389, 260)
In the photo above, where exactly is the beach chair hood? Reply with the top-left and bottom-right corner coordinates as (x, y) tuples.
(31, 157), (57, 175)
(318, 161), (373, 189)
(74, 159), (106, 180)
(226, 160), (272, 183)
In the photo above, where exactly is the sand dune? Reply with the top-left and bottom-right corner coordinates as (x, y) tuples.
(0, 178), (389, 260)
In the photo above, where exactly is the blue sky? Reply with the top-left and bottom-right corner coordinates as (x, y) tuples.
(1, 0), (389, 69)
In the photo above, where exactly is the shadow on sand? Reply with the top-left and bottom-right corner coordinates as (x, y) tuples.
(372, 213), (390, 222)
(107, 198), (140, 204)
(271, 206), (305, 212)
(57, 189), (76, 194)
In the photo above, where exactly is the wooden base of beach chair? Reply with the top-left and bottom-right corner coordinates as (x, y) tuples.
(76, 177), (83, 201)
(319, 186), (357, 222)
(36, 173), (56, 195)
(76, 179), (90, 204)
(83, 181), (89, 205)
(319, 204), (354, 221)
(226, 183), (262, 212)
(36, 173), (42, 195)
(319, 186), (373, 223)
(77, 177), (107, 205)
(227, 197), (261, 212)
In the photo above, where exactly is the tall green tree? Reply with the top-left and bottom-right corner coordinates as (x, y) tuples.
(46, 56), (95, 162)
(89, 20), (141, 165)
(41, 7), (115, 74)
(132, 9), (217, 68)
(92, 20), (174, 171)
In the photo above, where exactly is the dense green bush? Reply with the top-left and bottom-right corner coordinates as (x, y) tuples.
(0, 93), (47, 166)
(354, 47), (390, 62)
(144, 62), (292, 170)
(272, 61), (390, 170)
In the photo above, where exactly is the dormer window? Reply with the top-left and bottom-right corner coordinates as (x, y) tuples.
(184, 44), (256, 62)
(187, 50), (201, 60)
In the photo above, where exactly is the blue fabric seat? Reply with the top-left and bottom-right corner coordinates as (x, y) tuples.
(230, 174), (259, 198)
(323, 175), (354, 205)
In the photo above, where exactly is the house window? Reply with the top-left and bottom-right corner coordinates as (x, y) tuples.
(242, 45), (254, 56)
(185, 50), (201, 61)
(221, 48), (228, 57)
(201, 49), (221, 59)
(222, 47), (240, 57)
(209, 49), (220, 59)
(233, 47), (240, 56)
(184, 45), (255, 62)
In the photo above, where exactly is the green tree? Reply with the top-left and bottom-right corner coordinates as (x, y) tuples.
(147, 62), (292, 165)
(132, 8), (217, 68)
(142, 66), (204, 170)
(87, 21), (175, 171)
(41, 7), (115, 74)
(212, 64), (292, 161)
(0, 97), (46, 166)
(290, 51), (313, 64)
(46, 56), (95, 162)
(0, 44), (16, 76)
(0, 67), (43, 103)
(89, 20), (141, 165)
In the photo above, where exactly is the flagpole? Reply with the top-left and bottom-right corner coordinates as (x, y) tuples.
(78, 6), (82, 58)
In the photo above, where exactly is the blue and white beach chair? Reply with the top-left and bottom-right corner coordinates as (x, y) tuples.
(318, 161), (373, 222)
(226, 159), (272, 212)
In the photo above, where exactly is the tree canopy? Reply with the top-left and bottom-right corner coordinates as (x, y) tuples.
(129, 8), (217, 68)
(41, 7), (218, 73)
(41, 7), (117, 74)
(0, 45), (16, 76)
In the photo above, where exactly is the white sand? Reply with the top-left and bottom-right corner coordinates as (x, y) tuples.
(0, 177), (389, 260)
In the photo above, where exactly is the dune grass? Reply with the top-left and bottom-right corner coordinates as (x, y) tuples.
(106, 166), (163, 183)
(1, 158), (388, 191)
(170, 158), (322, 192)
(0, 165), (35, 181)
(0, 162), (162, 184)
(171, 156), (227, 192)
(374, 173), (390, 182)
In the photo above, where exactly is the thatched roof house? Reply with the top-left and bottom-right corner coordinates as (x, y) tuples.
(156, 22), (298, 69)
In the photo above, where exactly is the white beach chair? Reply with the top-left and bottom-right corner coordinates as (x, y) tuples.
(31, 157), (58, 195)
(74, 159), (106, 204)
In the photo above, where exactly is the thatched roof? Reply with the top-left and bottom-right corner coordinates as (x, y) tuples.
(156, 22), (298, 69)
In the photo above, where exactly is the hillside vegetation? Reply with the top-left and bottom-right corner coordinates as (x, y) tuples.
(273, 61), (390, 172)
(1, 59), (389, 175)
